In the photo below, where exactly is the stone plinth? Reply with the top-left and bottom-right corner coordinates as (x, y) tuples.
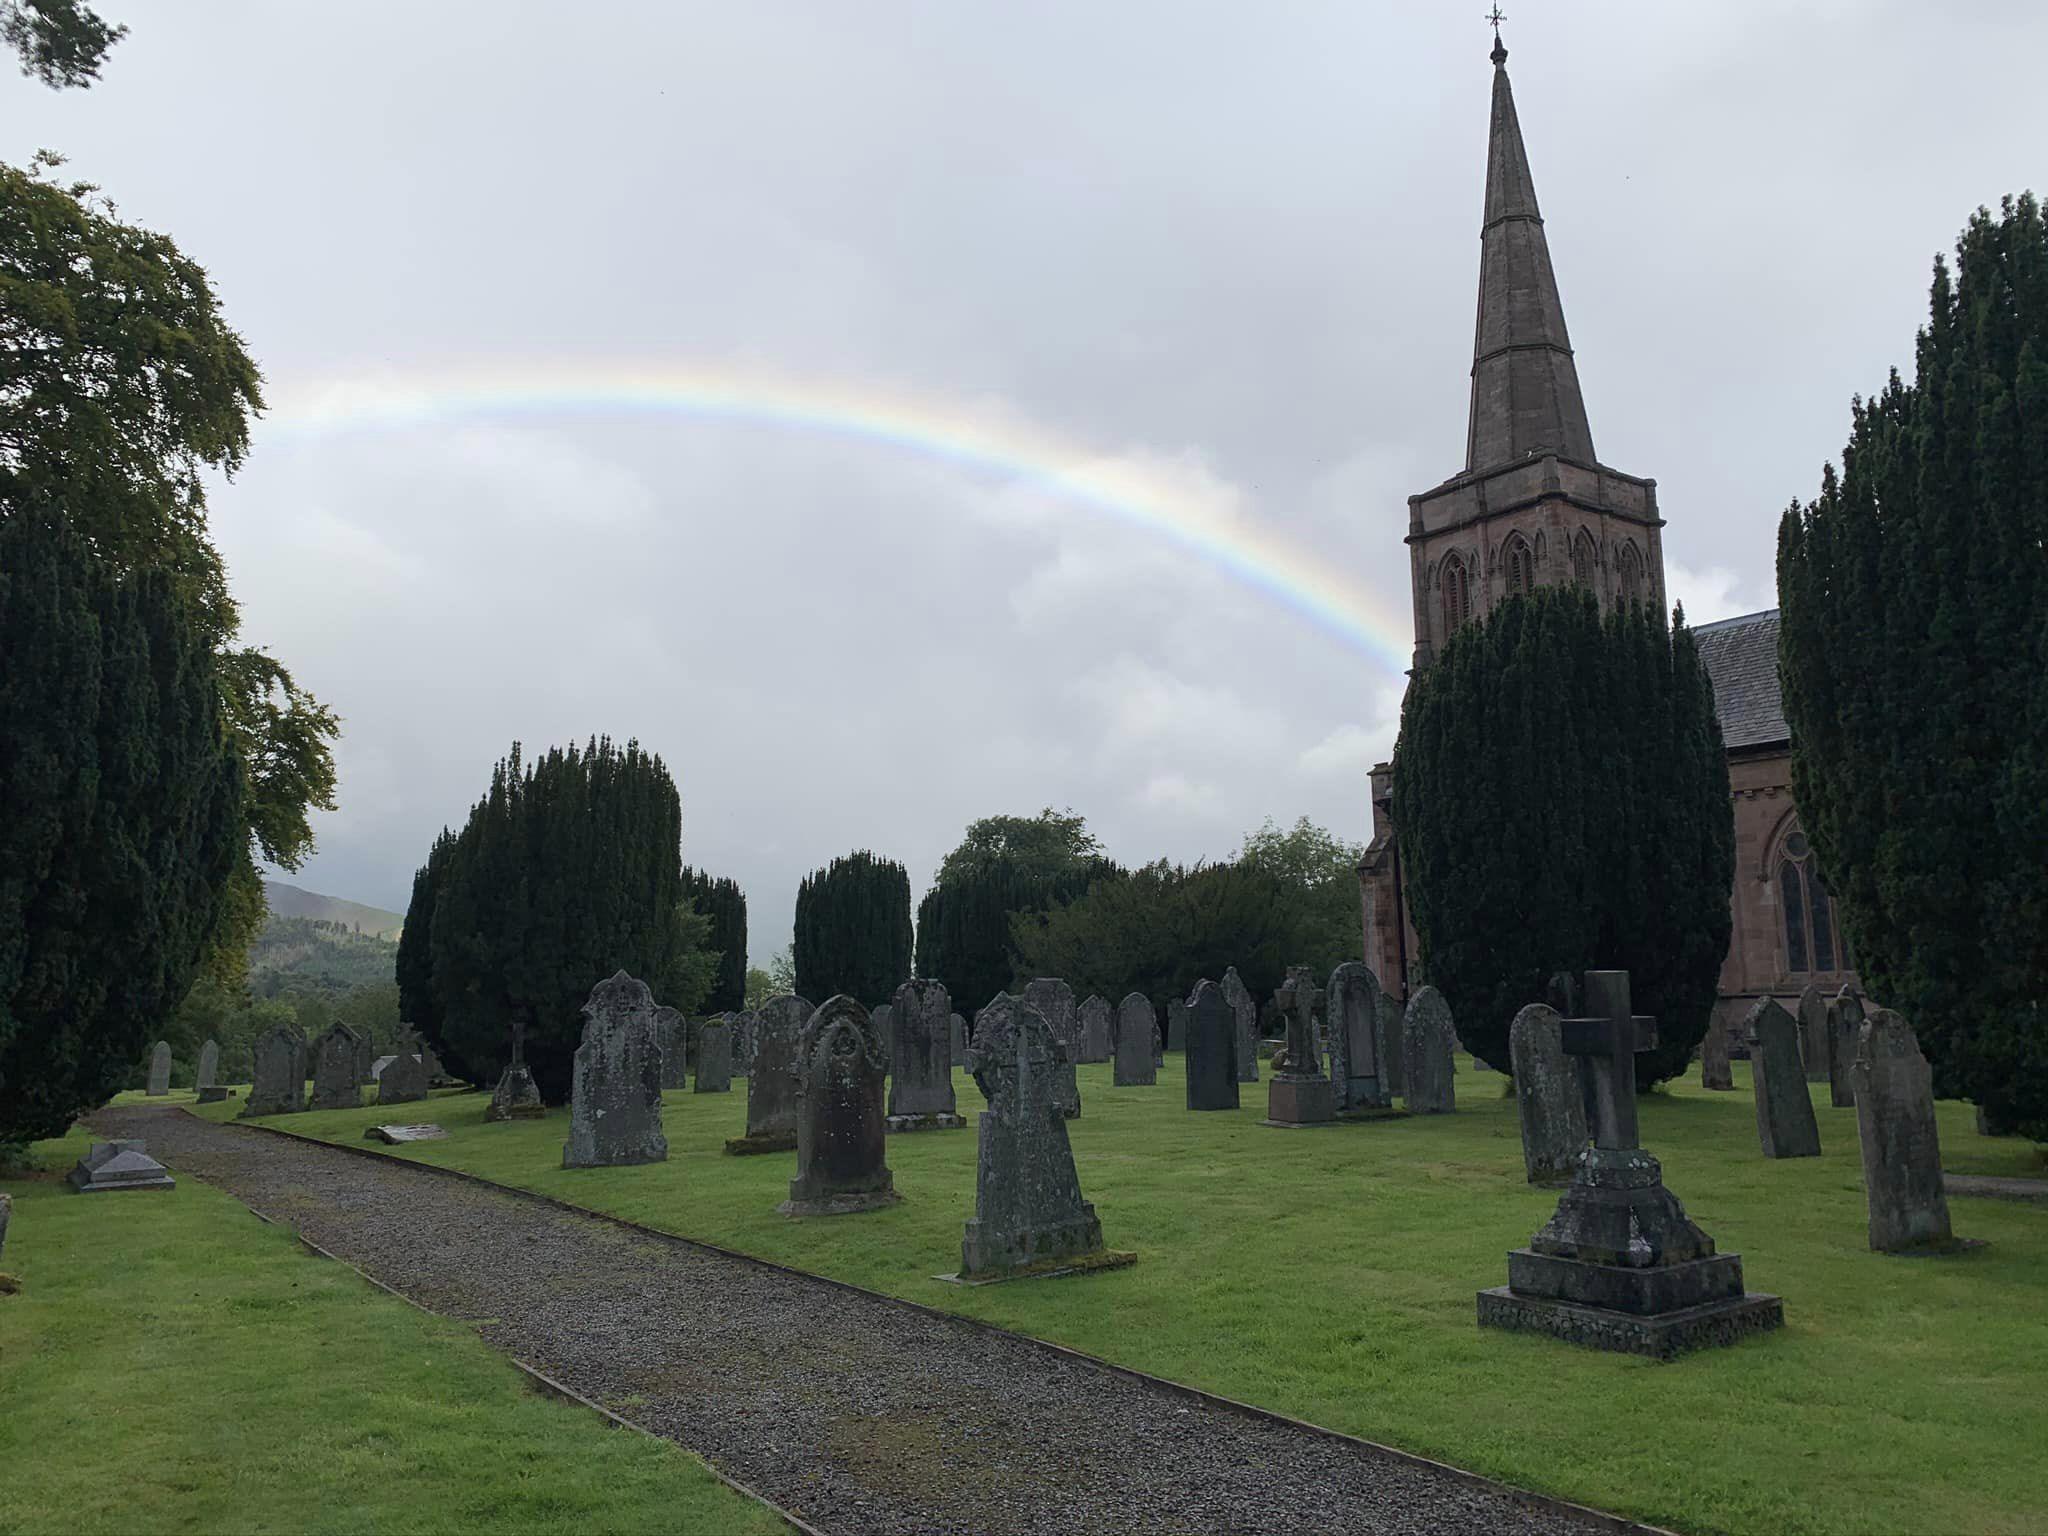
(1476, 1287), (1783, 1360)
(67, 1140), (175, 1193)
(1264, 1074), (1335, 1126)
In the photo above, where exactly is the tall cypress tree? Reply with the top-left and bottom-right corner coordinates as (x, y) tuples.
(1779, 194), (2048, 1135)
(793, 851), (912, 1007)
(1391, 588), (1733, 1083)
(395, 829), (453, 1058)
(680, 868), (747, 1013)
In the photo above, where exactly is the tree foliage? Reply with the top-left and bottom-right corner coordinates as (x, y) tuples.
(681, 867), (747, 1013)
(1779, 193), (2048, 1136)
(4, 0), (124, 88)
(0, 511), (245, 1140)
(793, 851), (912, 1008)
(934, 807), (1102, 888)
(1391, 588), (1733, 1085)
(1235, 816), (1365, 977)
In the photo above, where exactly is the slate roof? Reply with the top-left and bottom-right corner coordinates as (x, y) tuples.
(1694, 608), (1788, 751)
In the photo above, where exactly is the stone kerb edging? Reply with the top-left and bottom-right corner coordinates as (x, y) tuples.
(203, 1109), (1672, 1536)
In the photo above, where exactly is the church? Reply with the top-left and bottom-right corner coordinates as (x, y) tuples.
(1355, 32), (1859, 1050)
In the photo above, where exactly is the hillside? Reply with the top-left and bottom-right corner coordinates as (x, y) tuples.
(249, 916), (398, 998)
(262, 880), (404, 939)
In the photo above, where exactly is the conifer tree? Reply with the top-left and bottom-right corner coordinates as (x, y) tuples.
(680, 868), (747, 1013)
(793, 851), (912, 1007)
(1779, 194), (2048, 1135)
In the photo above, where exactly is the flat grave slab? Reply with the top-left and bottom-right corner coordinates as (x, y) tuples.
(365, 1124), (450, 1144)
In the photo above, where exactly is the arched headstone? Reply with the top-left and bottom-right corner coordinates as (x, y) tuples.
(242, 1026), (307, 1117)
(1852, 1010), (1972, 1254)
(1184, 981), (1239, 1111)
(309, 1024), (363, 1111)
(781, 995), (899, 1216)
(1746, 997), (1820, 1158)
(145, 1041), (172, 1096)
(1509, 1003), (1587, 1183)
(1327, 962), (1389, 1113)
(728, 993), (811, 1154)
(562, 972), (668, 1168)
(1402, 987), (1456, 1115)
(1112, 992), (1156, 1087)
(695, 1019), (733, 1093)
(1077, 996), (1113, 1064)
(1827, 986), (1865, 1108)
(652, 1005), (689, 1091)
(195, 1039), (225, 1104)
(887, 977), (963, 1130)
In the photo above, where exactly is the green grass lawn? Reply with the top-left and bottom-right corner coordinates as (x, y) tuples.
(195, 1061), (2048, 1536)
(0, 1125), (784, 1536)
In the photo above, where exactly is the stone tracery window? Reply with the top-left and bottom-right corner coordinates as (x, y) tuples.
(1441, 552), (1471, 636)
(1572, 529), (1597, 587)
(1504, 533), (1535, 598)
(1777, 829), (1842, 975)
(1617, 541), (1644, 605)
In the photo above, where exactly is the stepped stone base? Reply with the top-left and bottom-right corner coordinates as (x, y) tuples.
(778, 1188), (903, 1219)
(1264, 1075), (1335, 1127)
(724, 1130), (798, 1156)
(885, 1112), (967, 1133)
(938, 1249), (1137, 1286)
(1478, 1286), (1783, 1360)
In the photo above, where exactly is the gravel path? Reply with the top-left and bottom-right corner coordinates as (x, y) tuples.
(99, 1105), (1633, 1536)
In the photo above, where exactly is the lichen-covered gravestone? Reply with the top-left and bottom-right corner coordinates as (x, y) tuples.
(1747, 997), (1821, 1158)
(1700, 1020), (1734, 1091)
(1184, 981), (1239, 1111)
(1797, 983), (1830, 1083)
(309, 1024), (363, 1111)
(378, 1041), (428, 1106)
(1402, 987), (1457, 1115)
(195, 1039), (226, 1104)
(695, 1019), (733, 1093)
(1077, 996), (1113, 1064)
(729, 994), (810, 1154)
(653, 1005), (690, 1091)
(782, 994), (899, 1216)
(1374, 988), (1404, 1097)
(1112, 992), (1156, 1087)
(1509, 1004), (1587, 1184)
(887, 978), (964, 1130)
(1852, 1010), (1974, 1254)
(1022, 978), (1080, 1118)
(1223, 966), (1258, 1084)
(1827, 985), (1865, 1109)
(242, 1025), (306, 1117)
(1327, 962), (1389, 1113)
(957, 993), (1126, 1281)
(146, 1041), (172, 1096)
(562, 971), (668, 1169)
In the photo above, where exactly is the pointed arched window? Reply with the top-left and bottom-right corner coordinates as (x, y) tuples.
(1777, 829), (1844, 976)
(1504, 534), (1535, 598)
(1617, 541), (1644, 606)
(1572, 530), (1597, 587)
(1441, 552), (1471, 636)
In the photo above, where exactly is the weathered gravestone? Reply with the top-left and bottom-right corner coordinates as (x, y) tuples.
(1022, 978), (1080, 1118)
(782, 995), (899, 1216)
(1853, 1010), (1976, 1255)
(356, 1033), (376, 1087)
(378, 1042), (428, 1106)
(951, 1012), (967, 1067)
(1509, 1004), (1587, 1184)
(242, 1025), (307, 1117)
(653, 1005), (690, 1091)
(562, 971), (668, 1169)
(1700, 1019), (1734, 1091)
(1166, 996), (1188, 1053)
(1402, 987), (1457, 1115)
(1327, 962), (1390, 1114)
(730, 1011), (757, 1075)
(729, 993), (810, 1154)
(146, 1041), (172, 1096)
(955, 993), (1129, 1282)
(309, 1024), (363, 1111)
(1479, 970), (1782, 1358)
(195, 1039), (226, 1104)
(1747, 997), (1821, 1158)
(1827, 985), (1865, 1109)
(487, 1018), (547, 1121)
(871, 1005), (894, 1062)
(1184, 981), (1239, 1111)
(67, 1140), (176, 1193)
(1374, 987), (1404, 1097)
(1112, 992), (1157, 1087)
(887, 978), (964, 1130)
(1077, 996), (1113, 1065)
(1796, 983), (1830, 1083)
(1264, 969), (1334, 1126)
(695, 1018), (733, 1093)
(1223, 966), (1258, 1084)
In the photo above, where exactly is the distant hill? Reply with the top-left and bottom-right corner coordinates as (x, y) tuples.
(263, 880), (404, 939)
(250, 916), (398, 998)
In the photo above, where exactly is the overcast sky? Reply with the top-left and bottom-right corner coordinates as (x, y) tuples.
(11, 2), (2043, 962)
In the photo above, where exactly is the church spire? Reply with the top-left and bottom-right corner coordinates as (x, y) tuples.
(1465, 30), (1597, 473)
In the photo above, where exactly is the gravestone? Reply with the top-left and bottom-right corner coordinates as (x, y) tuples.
(487, 1018), (547, 1121)
(731, 1010), (758, 1075)
(729, 993), (810, 1154)
(356, 1033), (375, 1087)
(1077, 996), (1113, 1064)
(562, 971), (668, 1169)
(653, 1005), (690, 1091)
(421, 1045), (449, 1084)
(1402, 987), (1457, 1115)
(871, 1005), (894, 1062)
(146, 1041), (172, 1096)
(309, 1024), (364, 1111)
(887, 977), (964, 1130)
(1264, 967), (1334, 1126)
(1151, 1017), (1163, 1068)
(365, 1124), (447, 1144)
(0, 1191), (10, 1266)
(1853, 1010), (1973, 1254)
(1747, 997), (1821, 1158)
(1166, 997), (1188, 1053)
(1796, 983), (1830, 1082)
(951, 1012), (967, 1067)
(1374, 988), (1404, 1097)
(1112, 992), (1157, 1087)
(67, 1140), (175, 1193)
(1184, 981), (1239, 1111)
(695, 1018), (733, 1093)
(1022, 978), (1080, 1118)
(379, 1042), (428, 1106)
(1700, 1020), (1734, 1091)
(1827, 985), (1864, 1109)
(1509, 1004), (1587, 1184)
(957, 993), (1121, 1280)
(1223, 966), (1258, 1084)
(242, 1025), (307, 1117)
(1479, 971), (1783, 1357)
(782, 994), (899, 1216)
(1327, 962), (1390, 1113)
(195, 1039), (226, 1104)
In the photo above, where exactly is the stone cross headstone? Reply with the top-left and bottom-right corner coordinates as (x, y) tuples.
(309, 1024), (363, 1111)
(1021, 978), (1080, 1118)
(195, 1039), (225, 1103)
(695, 1018), (733, 1093)
(1264, 967), (1334, 1125)
(730, 993), (810, 1154)
(1827, 985), (1864, 1109)
(487, 1017), (547, 1121)
(1077, 995), (1113, 1064)
(1852, 1009), (1967, 1254)
(887, 977), (963, 1130)
(1401, 987), (1456, 1114)
(1796, 983), (1830, 1083)
(959, 993), (1110, 1279)
(1166, 996), (1188, 1053)
(1746, 997), (1821, 1158)
(1700, 1019), (1734, 1091)
(1326, 962), (1388, 1113)
(1374, 988), (1404, 1097)
(146, 1041), (172, 1096)
(378, 1040), (428, 1106)
(1112, 992), (1157, 1087)
(782, 994), (899, 1216)
(1184, 980), (1239, 1111)
(242, 1025), (306, 1117)
(562, 971), (668, 1169)
(653, 1005), (690, 1091)
(1560, 978), (1656, 1151)
(1510, 1004), (1588, 1184)
(1222, 966), (1258, 1084)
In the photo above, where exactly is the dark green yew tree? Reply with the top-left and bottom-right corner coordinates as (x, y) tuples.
(1779, 194), (2048, 1137)
(681, 868), (747, 1014)
(394, 828), (453, 1063)
(1391, 588), (1733, 1085)
(0, 512), (245, 1140)
(793, 852), (912, 1008)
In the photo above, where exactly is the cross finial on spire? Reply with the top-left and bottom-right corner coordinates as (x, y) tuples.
(1487, 5), (1508, 65)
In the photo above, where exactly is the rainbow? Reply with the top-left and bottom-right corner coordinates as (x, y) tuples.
(263, 365), (1415, 673)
